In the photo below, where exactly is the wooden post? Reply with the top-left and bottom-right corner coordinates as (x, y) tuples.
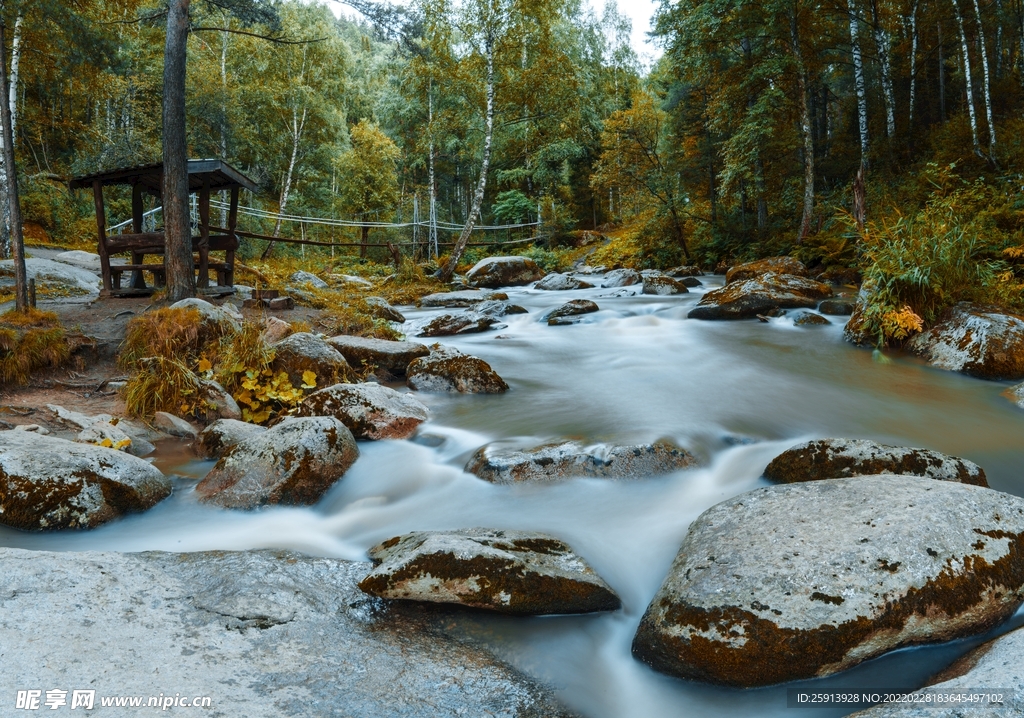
(28, 278), (34, 307)
(197, 175), (210, 288)
(130, 181), (146, 289)
(93, 180), (112, 296)
(225, 184), (238, 286)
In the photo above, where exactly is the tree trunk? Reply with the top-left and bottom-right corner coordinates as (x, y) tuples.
(972, 0), (997, 160)
(439, 33), (494, 283)
(952, 0), (982, 156)
(261, 105), (306, 260)
(0, 13), (26, 311)
(360, 224), (369, 258)
(792, 5), (815, 243)
(428, 86), (438, 259)
(909, 0), (919, 126)
(9, 14), (21, 144)
(163, 0), (195, 302)
(939, 22), (947, 121)
(849, 0), (870, 166)
(870, 0), (897, 137)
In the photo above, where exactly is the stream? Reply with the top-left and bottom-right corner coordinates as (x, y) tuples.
(4, 274), (1024, 717)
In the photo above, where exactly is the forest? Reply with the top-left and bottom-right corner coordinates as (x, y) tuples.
(0, 0), (1016, 345)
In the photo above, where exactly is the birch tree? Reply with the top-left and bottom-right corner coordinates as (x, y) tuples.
(971, 0), (997, 160)
(849, 0), (869, 167)
(951, 0), (982, 157)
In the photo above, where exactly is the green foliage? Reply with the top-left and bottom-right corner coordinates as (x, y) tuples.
(492, 190), (534, 224)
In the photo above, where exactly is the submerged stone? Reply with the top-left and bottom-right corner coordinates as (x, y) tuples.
(359, 528), (621, 615)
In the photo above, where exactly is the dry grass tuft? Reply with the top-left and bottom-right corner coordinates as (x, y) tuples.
(0, 309), (72, 385)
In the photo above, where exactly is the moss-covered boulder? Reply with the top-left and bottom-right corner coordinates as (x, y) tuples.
(602, 268), (642, 287)
(327, 335), (429, 378)
(364, 296), (405, 323)
(906, 302), (1024, 380)
(725, 256), (807, 284)
(271, 332), (354, 388)
(642, 275), (689, 295)
(407, 345), (509, 394)
(295, 383), (428, 440)
(466, 257), (545, 288)
(417, 313), (499, 337)
(467, 440), (697, 484)
(195, 416), (358, 509)
(763, 438), (987, 486)
(632, 476), (1024, 687)
(195, 418), (267, 460)
(544, 299), (599, 324)
(688, 272), (833, 320)
(359, 528), (621, 615)
(0, 431), (171, 530)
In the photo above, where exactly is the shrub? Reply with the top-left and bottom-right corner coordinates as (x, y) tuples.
(0, 309), (72, 385)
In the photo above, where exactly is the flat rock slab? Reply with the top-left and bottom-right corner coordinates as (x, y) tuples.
(764, 438), (987, 486)
(467, 257), (545, 288)
(196, 418), (267, 459)
(632, 476), (1024, 687)
(0, 548), (573, 718)
(850, 625), (1024, 717)
(418, 312), (500, 337)
(907, 303), (1024, 380)
(688, 272), (833, 320)
(408, 345), (509, 394)
(726, 256), (807, 283)
(535, 273), (594, 291)
(327, 335), (429, 378)
(195, 416), (358, 509)
(420, 290), (509, 308)
(0, 431), (171, 530)
(0, 257), (101, 294)
(359, 528), (621, 615)
(296, 383), (429, 440)
(272, 332), (354, 388)
(467, 440), (697, 484)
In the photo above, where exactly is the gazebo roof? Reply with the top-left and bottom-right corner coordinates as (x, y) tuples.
(69, 159), (257, 193)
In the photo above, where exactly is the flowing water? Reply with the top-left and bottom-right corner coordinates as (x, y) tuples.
(4, 276), (1024, 717)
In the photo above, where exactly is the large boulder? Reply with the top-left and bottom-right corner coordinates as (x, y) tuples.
(466, 256), (545, 288)
(359, 528), (621, 615)
(418, 312), (499, 337)
(195, 416), (358, 509)
(365, 296), (406, 323)
(850, 626), (1024, 716)
(0, 548), (573, 718)
(764, 438), (987, 487)
(688, 272), (833, 320)
(602, 268), (642, 287)
(0, 431), (171, 530)
(195, 418), (267, 460)
(534, 273), (594, 291)
(632, 476), (1024, 687)
(906, 302), (1024, 380)
(467, 440), (697, 484)
(327, 335), (430, 378)
(407, 345), (509, 394)
(420, 290), (508, 308)
(0, 257), (101, 296)
(169, 297), (241, 334)
(642, 275), (689, 296)
(271, 332), (354, 388)
(295, 383), (428, 440)
(725, 256), (807, 283)
(843, 301), (874, 345)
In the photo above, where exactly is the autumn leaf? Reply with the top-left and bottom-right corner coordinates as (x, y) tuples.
(301, 370), (317, 389)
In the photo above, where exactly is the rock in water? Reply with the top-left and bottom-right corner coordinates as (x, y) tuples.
(467, 440), (697, 483)
(365, 296), (406, 323)
(535, 273), (594, 291)
(359, 528), (621, 615)
(0, 431), (171, 530)
(688, 272), (833, 320)
(195, 416), (358, 509)
(407, 345), (509, 394)
(793, 311), (830, 326)
(0, 548), (574, 718)
(295, 383), (428, 440)
(642, 275), (689, 295)
(472, 300), (529, 318)
(906, 302), (1024, 380)
(818, 298), (856, 316)
(602, 268), (642, 287)
(763, 438), (987, 486)
(725, 256), (807, 283)
(153, 411), (198, 439)
(466, 257), (546, 288)
(195, 419), (267, 459)
(327, 335), (430, 378)
(419, 290), (509, 308)
(631, 476), (1024, 687)
(271, 332), (354, 388)
(666, 266), (703, 278)
(544, 300), (599, 323)
(418, 312), (499, 337)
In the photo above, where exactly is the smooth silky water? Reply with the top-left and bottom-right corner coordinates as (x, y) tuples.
(4, 276), (1024, 717)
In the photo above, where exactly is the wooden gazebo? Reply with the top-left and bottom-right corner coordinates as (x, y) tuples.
(69, 159), (257, 297)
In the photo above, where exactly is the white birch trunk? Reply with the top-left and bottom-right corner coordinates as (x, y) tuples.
(849, 0), (870, 166)
(873, 24), (897, 137)
(273, 105), (306, 239)
(972, 0), (997, 159)
(792, 8), (815, 241)
(952, 0), (982, 155)
(909, 0), (919, 126)
(9, 14), (21, 144)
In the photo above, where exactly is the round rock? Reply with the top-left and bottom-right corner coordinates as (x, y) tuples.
(271, 332), (354, 388)
(195, 419), (267, 460)
(466, 257), (545, 288)
(407, 345), (509, 394)
(534, 273), (594, 291)
(642, 275), (689, 295)
(295, 383), (429, 440)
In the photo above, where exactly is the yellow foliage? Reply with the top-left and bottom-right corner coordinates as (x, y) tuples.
(880, 306), (924, 340)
